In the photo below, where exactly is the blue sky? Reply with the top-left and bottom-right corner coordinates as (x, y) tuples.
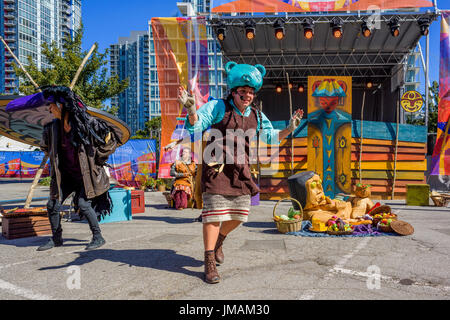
(81, 0), (445, 89)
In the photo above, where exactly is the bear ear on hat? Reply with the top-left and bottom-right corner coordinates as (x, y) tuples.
(225, 61), (237, 74)
(255, 64), (266, 77)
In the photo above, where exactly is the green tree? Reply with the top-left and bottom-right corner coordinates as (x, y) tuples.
(132, 116), (161, 140)
(12, 24), (128, 113)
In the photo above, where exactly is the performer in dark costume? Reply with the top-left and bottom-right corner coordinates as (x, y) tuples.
(179, 62), (304, 283)
(37, 86), (119, 251)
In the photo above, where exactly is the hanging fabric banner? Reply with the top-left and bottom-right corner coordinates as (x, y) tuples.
(151, 17), (210, 179)
(431, 11), (450, 176)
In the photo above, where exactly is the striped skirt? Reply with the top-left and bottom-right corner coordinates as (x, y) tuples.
(201, 193), (251, 223)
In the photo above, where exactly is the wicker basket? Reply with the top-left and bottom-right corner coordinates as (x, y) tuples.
(430, 194), (450, 207)
(273, 197), (303, 234)
(372, 214), (397, 227)
(162, 192), (173, 207)
(377, 224), (393, 233)
(368, 205), (392, 216)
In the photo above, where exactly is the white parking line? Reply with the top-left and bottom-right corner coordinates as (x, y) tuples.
(298, 237), (372, 300)
(0, 278), (54, 300)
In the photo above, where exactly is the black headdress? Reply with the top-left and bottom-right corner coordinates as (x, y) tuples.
(41, 85), (118, 148)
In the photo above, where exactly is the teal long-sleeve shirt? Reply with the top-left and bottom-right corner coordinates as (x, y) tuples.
(184, 99), (281, 145)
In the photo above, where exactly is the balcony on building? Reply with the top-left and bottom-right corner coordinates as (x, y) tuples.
(3, 36), (16, 43)
(4, 4), (15, 11)
(4, 13), (15, 19)
(176, 1), (194, 17)
(4, 28), (16, 34)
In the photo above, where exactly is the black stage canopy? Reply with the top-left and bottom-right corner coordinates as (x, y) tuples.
(209, 12), (438, 122)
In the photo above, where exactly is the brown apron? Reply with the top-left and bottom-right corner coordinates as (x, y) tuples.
(201, 99), (261, 197)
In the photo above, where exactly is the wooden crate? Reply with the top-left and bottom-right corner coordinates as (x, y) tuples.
(2, 214), (51, 240)
(131, 190), (145, 214)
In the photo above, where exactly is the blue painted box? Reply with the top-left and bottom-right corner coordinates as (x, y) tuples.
(99, 188), (132, 224)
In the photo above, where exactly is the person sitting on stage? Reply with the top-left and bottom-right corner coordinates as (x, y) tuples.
(170, 146), (196, 210)
(37, 86), (119, 251)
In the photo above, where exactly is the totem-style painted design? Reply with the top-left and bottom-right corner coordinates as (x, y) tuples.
(307, 76), (352, 198)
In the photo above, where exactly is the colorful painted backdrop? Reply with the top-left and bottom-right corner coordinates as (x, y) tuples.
(0, 151), (49, 178)
(108, 139), (157, 188)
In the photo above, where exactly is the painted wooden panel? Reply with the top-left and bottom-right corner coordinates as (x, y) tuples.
(270, 120), (427, 144)
(351, 153), (425, 161)
(351, 170), (425, 180)
(260, 160), (426, 172)
(352, 138), (426, 148)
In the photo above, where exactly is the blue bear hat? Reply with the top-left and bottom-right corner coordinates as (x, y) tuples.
(225, 61), (266, 92)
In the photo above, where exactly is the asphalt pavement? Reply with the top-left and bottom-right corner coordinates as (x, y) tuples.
(0, 179), (449, 302)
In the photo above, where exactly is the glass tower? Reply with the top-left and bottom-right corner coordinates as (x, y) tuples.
(0, 0), (82, 94)
(110, 31), (150, 135)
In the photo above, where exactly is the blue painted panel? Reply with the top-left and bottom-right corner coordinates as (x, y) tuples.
(270, 120), (427, 143)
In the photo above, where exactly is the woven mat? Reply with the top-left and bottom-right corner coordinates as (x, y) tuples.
(286, 221), (398, 237)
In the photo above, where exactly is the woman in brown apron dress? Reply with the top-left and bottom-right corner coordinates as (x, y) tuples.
(180, 62), (304, 283)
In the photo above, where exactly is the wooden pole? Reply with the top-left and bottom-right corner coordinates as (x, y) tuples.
(0, 35), (49, 209)
(391, 99), (400, 200)
(70, 43), (96, 90)
(359, 91), (366, 184)
(285, 72), (294, 175)
(0, 36), (41, 91)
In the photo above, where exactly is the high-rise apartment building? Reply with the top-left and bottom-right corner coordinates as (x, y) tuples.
(110, 31), (150, 135)
(110, 0), (225, 135)
(0, 0), (82, 94)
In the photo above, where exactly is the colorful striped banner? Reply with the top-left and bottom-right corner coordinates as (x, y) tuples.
(431, 11), (450, 176)
(151, 17), (209, 179)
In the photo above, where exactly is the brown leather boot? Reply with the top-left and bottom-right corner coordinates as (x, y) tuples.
(204, 250), (220, 284)
(214, 233), (226, 264)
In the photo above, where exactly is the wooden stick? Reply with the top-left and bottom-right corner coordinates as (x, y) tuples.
(70, 43), (96, 90)
(285, 71), (294, 175)
(391, 99), (400, 200)
(359, 91), (366, 184)
(0, 36), (47, 208)
(0, 36), (41, 91)
(24, 156), (48, 209)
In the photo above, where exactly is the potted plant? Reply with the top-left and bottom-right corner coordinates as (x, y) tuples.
(156, 179), (166, 192)
(140, 177), (155, 191)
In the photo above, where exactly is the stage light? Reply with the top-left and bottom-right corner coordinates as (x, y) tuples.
(361, 20), (371, 38)
(366, 80), (374, 89)
(302, 18), (314, 39)
(216, 21), (226, 41)
(388, 17), (400, 37)
(273, 19), (285, 40)
(289, 83), (293, 89)
(418, 17), (431, 36)
(245, 20), (256, 40)
(298, 85), (305, 93)
(331, 17), (343, 39)
(276, 85), (282, 93)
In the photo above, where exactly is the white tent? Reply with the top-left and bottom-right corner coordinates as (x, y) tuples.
(0, 136), (37, 151)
